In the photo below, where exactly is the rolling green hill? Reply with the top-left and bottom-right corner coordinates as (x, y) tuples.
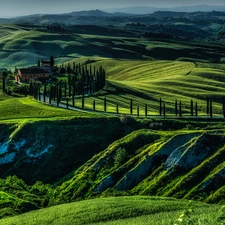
(1, 196), (224, 225)
(0, 24), (225, 70)
(2, 23), (225, 224)
(60, 58), (225, 116)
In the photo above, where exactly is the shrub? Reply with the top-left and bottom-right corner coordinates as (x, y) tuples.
(114, 147), (128, 167)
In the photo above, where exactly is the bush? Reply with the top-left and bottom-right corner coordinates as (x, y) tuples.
(114, 147), (128, 167)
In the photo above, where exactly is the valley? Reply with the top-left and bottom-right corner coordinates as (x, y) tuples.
(1, 9), (225, 224)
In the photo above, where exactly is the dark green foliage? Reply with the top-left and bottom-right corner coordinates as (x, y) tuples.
(104, 97), (107, 112)
(207, 97), (209, 115)
(210, 100), (213, 118)
(159, 98), (162, 116)
(43, 85), (46, 102)
(1, 71), (7, 93)
(179, 101), (182, 117)
(223, 97), (225, 118)
(130, 99), (133, 115)
(137, 105), (139, 117)
(50, 55), (54, 68)
(175, 100), (178, 116)
(195, 102), (198, 117)
(114, 147), (128, 167)
(163, 103), (166, 117)
(190, 99), (193, 116)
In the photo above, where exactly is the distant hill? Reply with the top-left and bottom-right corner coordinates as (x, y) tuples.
(67, 9), (112, 17)
(104, 5), (225, 14)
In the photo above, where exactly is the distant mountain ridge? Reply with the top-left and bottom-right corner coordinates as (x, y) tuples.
(103, 5), (225, 14)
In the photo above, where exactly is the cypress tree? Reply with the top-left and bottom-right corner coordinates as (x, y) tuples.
(137, 105), (139, 118)
(50, 55), (54, 68)
(64, 81), (67, 98)
(210, 100), (213, 118)
(163, 103), (166, 117)
(195, 102), (198, 117)
(179, 101), (182, 117)
(159, 98), (162, 116)
(191, 99), (193, 116)
(130, 99), (133, 115)
(81, 75), (84, 109)
(175, 99), (178, 116)
(59, 85), (62, 102)
(49, 86), (51, 104)
(207, 97), (209, 115)
(43, 85), (46, 102)
(82, 93), (84, 109)
(145, 104), (148, 118)
(104, 97), (106, 112)
(223, 97), (225, 118)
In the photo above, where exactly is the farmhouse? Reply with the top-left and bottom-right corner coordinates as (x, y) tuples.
(15, 66), (52, 83)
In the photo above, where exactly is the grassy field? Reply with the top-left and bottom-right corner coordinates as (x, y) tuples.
(0, 93), (99, 122)
(59, 58), (225, 116)
(2, 23), (225, 224)
(1, 24), (225, 70)
(1, 196), (224, 225)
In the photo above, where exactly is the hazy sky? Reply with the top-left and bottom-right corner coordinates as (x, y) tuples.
(1, 0), (225, 17)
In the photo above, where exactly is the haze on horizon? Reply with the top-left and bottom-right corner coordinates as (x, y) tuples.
(1, 0), (225, 18)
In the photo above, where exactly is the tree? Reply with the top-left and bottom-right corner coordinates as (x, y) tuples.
(1, 71), (7, 93)
(179, 101), (182, 117)
(114, 147), (128, 167)
(223, 97), (225, 118)
(210, 100), (213, 118)
(159, 98), (162, 116)
(206, 97), (209, 115)
(43, 85), (47, 102)
(50, 55), (54, 68)
(195, 102), (198, 117)
(137, 105), (139, 118)
(130, 99), (133, 115)
(190, 99), (193, 116)
(175, 100), (178, 116)
(145, 104), (148, 117)
(163, 103), (166, 117)
(104, 97), (107, 112)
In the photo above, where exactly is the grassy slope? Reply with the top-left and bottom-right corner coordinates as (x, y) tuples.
(1, 196), (224, 225)
(0, 93), (96, 122)
(2, 24), (225, 222)
(62, 58), (225, 115)
(1, 24), (225, 69)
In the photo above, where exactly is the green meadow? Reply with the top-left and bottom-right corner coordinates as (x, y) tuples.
(1, 196), (224, 225)
(1, 23), (225, 224)
(0, 93), (95, 122)
(59, 58), (225, 116)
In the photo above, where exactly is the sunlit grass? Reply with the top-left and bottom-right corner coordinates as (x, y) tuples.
(0, 196), (223, 225)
